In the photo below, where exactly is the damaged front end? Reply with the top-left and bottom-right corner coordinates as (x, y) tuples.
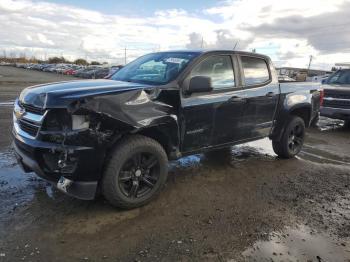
(13, 101), (115, 199)
(13, 83), (179, 200)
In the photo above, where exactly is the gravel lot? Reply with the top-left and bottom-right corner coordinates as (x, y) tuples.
(0, 66), (349, 262)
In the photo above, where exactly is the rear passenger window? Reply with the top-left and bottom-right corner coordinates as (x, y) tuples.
(241, 56), (270, 86)
(191, 55), (235, 90)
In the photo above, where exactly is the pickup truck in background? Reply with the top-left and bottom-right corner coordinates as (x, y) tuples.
(12, 50), (322, 209)
(321, 69), (350, 127)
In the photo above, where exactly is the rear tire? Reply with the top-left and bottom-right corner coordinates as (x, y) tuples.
(272, 116), (305, 158)
(102, 135), (168, 209)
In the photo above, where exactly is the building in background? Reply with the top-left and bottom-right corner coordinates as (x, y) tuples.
(276, 67), (332, 82)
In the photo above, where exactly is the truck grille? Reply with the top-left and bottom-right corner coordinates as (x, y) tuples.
(13, 100), (46, 139)
(20, 102), (45, 115)
(18, 119), (40, 137)
(323, 90), (350, 109)
(325, 93), (350, 100)
(323, 99), (350, 109)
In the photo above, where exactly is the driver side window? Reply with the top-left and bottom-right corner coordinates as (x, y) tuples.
(191, 55), (235, 90)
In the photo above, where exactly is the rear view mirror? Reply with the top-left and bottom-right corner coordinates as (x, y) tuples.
(188, 76), (213, 94)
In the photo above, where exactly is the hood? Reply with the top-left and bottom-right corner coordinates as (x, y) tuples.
(19, 79), (151, 108)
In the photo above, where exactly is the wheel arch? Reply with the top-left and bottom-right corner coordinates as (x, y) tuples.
(289, 104), (312, 127)
(134, 122), (180, 160)
(271, 104), (311, 142)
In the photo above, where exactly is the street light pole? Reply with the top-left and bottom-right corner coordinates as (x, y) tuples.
(307, 55), (313, 76)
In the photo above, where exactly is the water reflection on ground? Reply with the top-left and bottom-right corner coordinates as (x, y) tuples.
(242, 225), (350, 262)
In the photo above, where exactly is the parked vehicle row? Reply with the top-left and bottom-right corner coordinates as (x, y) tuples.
(13, 63), (122, 79)
(0, 61), (14, 66)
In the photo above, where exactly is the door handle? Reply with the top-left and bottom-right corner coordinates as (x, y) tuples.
(228, 96), (247, 103)
(266, 92), (275, 98)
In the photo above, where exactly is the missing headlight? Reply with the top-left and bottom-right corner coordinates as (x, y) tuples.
(72, 115), (90, 130)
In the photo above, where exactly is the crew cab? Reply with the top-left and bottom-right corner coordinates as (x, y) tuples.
(12, 50), (322, 209)
(320, 69), (350, 126)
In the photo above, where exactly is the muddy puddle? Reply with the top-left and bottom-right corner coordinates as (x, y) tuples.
(0, 116), (349, 261)
(0, 148), (54, 221)
(241, 224), (350, 261)
(173, 135), (350, 173)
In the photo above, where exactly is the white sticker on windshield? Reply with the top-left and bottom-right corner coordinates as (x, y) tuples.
(165, 58), (183, 64)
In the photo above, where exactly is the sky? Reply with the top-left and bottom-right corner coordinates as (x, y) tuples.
(1, 0), (350, 69)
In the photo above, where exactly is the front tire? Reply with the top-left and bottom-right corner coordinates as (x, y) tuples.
(102, 135), (168, 209)
(272, 116), (305, 158)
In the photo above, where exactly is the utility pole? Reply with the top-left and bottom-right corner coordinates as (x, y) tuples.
(200, 37), (204, 49)
(124, 47), (127, 65)
(233, 41), (239, 50)
(307, 55), (313, 76)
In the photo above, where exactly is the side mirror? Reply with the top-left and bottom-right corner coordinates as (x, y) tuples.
(188, 76), (213, 94)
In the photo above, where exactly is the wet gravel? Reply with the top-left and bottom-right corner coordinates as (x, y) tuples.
(0, 66), (349, 261)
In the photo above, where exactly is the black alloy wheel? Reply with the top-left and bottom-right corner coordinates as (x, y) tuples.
(272, 116), (305, 158)
(102, 135), (168, 209)
(118, 152), (160, 199)
(287, 123), (304, 155)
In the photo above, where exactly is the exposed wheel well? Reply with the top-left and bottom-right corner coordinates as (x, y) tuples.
(290, 107), (311, 127)
(135, 127), (174, 157)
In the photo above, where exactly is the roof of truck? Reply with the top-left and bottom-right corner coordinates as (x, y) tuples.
(155, 49), (270, 59)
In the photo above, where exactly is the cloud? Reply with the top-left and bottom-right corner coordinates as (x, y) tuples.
(37, 33), (54, 46)
(0, 1), (219, 62)
(204, 0), (350, 68)
(186, 30), (252, 50)
(245, 1), (350, 54)
(0, 0), (349, 69)
(186, 32), (205, 49)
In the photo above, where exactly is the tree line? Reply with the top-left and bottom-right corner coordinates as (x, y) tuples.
(0, 55), (105, 65)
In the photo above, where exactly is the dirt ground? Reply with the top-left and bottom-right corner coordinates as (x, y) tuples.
(0, 66), (349, 262)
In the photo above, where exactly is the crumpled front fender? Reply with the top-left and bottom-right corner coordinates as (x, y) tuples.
(74, 88), (180, 156)
(80, 89), (174, 128)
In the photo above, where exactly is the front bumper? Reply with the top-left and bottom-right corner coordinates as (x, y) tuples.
(320, 106), (350, 120)
(12, 130), (102, 200)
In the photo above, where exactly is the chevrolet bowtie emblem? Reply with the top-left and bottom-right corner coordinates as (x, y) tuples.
(14, 105), (25, 119)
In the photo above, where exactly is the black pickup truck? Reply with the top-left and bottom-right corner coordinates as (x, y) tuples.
(13, 50), (322, 209)
(320, 69), (350, 126)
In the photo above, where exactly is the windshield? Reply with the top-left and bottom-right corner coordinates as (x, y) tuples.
(111, 52), (199, 85)
(326, 69), (350, 85)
